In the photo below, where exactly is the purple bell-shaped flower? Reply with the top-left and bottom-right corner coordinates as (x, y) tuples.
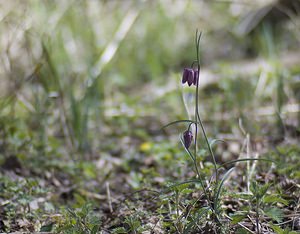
(182, 68), (195, 86)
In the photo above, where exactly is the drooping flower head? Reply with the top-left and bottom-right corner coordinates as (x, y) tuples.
(182, 68), (194, 86)
(182, 68), (199, 86)
(183, 130), (193, 149)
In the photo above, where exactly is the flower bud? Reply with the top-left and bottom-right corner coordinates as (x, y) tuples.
(183, 130), (193, 149)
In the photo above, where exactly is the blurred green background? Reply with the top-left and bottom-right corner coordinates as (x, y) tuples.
(1, 0), (299, 156)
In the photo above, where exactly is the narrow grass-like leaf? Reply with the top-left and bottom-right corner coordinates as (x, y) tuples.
(161, 119), (198, 129)
(218, 158), (275, 170)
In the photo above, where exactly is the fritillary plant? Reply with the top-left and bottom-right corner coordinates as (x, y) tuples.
(164, 30), (273, 233)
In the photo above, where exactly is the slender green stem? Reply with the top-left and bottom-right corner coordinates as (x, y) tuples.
(197, 114), (218, 182)
(186, 31), (219, 220)
(194, 31), (221, 225)
(193, 30), (201, 177)
(194, 31), (218, 183)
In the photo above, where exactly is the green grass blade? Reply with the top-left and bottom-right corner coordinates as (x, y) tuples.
(161, 119), (197, 129)
(218, 158), (275, 170)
